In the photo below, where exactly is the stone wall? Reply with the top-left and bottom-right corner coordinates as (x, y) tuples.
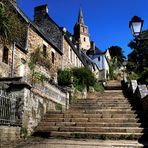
(27, 27), (62, 80)
(0, 126), (21, 141)
(0, 77), (69, 141)
(18, 83), (67, 135)
(0, 44), (27, 78)
(125, 80), (148, 111)
(21, 85), (67, 134)
(4, 80), (68, 136)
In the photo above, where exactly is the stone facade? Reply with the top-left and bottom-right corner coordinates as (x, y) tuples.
(74, 8), (90, 51)
(62, 37), (84, 69)
(20, 85), (67, 134)
(27, 27), (62, 80)
(0, 2), (102, 143)
(1, 79), (68, 136)
(0, 44), (27, 78)
(0, 126), (21, 141)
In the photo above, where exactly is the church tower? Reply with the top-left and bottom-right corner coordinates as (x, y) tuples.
(74, 8), (90, 51)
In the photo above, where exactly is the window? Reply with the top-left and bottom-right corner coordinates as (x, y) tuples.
(70, 48), (72, 62)
(84, 37), (86, 42)
(98, 57), (100, 61)
(51, 52), (54, 64)
(2, 47), (9, 64)
(83, 28), (85, 32)
(19, 58), (26, 77)
(43, 44), (47, 57)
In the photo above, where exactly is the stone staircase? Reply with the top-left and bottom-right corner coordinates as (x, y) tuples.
(33, 81), (148, 141)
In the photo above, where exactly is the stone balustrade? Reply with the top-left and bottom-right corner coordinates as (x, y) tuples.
(125, 80), (148, 111)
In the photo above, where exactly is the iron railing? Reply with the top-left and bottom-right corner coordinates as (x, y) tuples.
(0, 90), (20, 126)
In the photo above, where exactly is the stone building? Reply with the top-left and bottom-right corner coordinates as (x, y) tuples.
(74, 8), (91, 51)
(73, 8), (110, 80)
(86, 42), (110, 80)
(0, 2), (99, 140)
(0, 2), (66, 140)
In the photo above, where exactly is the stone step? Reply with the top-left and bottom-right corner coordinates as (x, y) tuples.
(71, 103), (132, 108)
(43, 117), (139, 123)
(45, 113), (137, 119)
(76, 100), (130, 104)
(103, 90), (123, 93)
(65, 108), (135, 113)
(105, 86), (122, 90)
(47, 131), (144, 140)
(77, 98), (128, 102)
(65, 109), (137, 115)
(38, 122), (142, 127)
(36, 126), (147, 133)
(13, 138), (147, 148)
(75, 100), (130, 103)
(69, 107), (133, 111)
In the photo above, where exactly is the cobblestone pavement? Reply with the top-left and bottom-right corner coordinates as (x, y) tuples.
(1, 137), (147, 148)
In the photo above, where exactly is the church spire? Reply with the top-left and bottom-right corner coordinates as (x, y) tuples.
(78, 7), (84, 25)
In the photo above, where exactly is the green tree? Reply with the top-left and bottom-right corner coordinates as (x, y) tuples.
(0, 0), (26, 44)
(0, 2), (10, 43)
(128, 30), (148, 84)
(108, 46), (126, 67)
(72, 67), (96, 91)
(57, 69), (72, 86)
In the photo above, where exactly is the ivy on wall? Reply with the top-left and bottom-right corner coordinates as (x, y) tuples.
(28, 46), (51, 84)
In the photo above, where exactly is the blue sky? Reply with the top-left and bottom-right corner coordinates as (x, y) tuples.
(18, 0), (148, 57)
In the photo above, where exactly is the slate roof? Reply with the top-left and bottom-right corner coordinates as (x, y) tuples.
(86, 46), (105, 56)
(8, 2), (63, 54)
(34, 5), (63, 52)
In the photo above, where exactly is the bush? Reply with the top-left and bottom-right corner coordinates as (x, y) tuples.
(57, 67), (96, 92)
(138, 68), (148, 85)
(57, 69), (72, 86)
(128, 72), (139, 81)
(72, 67), (96, 90)
(94, 82), (104, 92)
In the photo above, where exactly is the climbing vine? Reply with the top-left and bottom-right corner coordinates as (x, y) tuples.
(28, 46), (51, 84)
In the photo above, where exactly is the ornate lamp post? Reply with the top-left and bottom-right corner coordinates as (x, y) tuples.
(129, 16), (144, 37)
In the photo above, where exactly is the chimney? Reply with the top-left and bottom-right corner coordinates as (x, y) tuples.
(34, 4), (48, 22)
(91, 41), (95, 51)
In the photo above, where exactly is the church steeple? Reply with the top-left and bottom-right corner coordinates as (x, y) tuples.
(74, 7), (90, 51)
(78, 8), (84, 25)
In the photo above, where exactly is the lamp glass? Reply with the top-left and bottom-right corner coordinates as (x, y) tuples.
(131, 22), (142, 36)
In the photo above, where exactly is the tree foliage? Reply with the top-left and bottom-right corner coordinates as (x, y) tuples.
(127, 30), (148, 84)
(28, 47), (51, 84)
(57, 69), (72, 86)
(0, 0), (27, 45)
(72, 67), (96, 90)
(108, 46), (126, 67)
(57, 67), (96, 91)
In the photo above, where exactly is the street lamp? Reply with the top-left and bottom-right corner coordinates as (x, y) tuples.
(129, 16), (144, 37)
